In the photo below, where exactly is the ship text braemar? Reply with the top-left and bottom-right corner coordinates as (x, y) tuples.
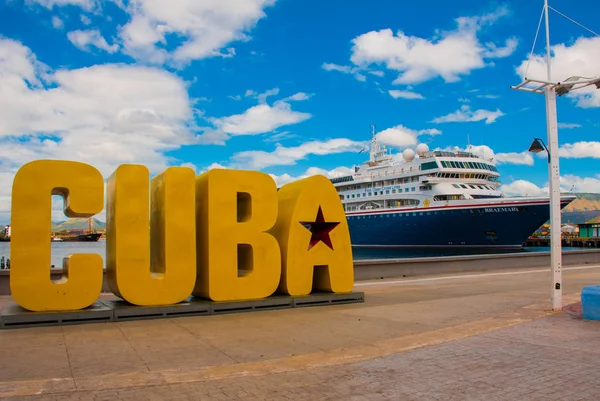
(330, 126), (575, 249)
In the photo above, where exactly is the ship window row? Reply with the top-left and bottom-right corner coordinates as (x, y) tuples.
(440, 160), (498, 172)
(346, 210), (468, 218)
(434, 172), (497, 182)
(330, 176), (354, 184)
(347, 207), (518, 218)
(433, 194), (465, 201)
(343, 187), (418, 199)
(452, 183), (495, 191)
(343, 198), (420, 211)
(421, 161), (439, 170)
(337, 176), (421, 192)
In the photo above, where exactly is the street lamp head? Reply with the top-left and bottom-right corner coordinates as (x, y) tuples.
(556, 85), (573, 96)
(556, 76), (600, 96)
(528, 138), (546, 154)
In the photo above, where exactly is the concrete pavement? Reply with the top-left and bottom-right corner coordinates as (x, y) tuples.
(1, 264), (600, 400)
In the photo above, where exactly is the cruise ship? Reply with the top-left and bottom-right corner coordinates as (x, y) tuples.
(331, 127), (576, 248)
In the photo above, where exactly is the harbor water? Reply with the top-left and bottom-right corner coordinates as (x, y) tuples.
(0, 241), (581, 268)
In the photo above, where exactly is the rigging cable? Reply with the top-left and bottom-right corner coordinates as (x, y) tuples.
(524, 4), (546, 79)
(548, 6), (600, 37)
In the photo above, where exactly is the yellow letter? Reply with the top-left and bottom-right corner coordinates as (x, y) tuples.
(194, 169), (280, 301)
(271, 175), (354, 296)
(106, 165), (196, 306)
(10, 160), (104, 311)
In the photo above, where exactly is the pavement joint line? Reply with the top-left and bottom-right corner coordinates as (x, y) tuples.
(354, 264), (600, 287)
(0, 293), (579, 399)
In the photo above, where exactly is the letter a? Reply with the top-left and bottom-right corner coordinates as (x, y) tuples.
(10, 160), (104, 311)
(106, 165), (196, 306)
(194, 169), (280, 301)
(271, 175), (354, 296)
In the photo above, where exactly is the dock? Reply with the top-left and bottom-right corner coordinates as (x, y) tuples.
(524, 236), (600, 248)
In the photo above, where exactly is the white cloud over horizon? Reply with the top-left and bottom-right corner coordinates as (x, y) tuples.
(500, 174), (600, 196)
(231, 138), (365, 169)
(0, 37), (199, 222)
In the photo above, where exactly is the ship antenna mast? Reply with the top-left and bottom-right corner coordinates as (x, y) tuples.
(369, 124), (377, 163)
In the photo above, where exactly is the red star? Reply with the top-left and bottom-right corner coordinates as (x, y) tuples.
(299, 206), (340, 250)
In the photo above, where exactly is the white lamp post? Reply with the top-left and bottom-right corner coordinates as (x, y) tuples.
(510, 0), (600, 311)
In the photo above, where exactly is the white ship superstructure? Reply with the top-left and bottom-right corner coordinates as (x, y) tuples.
(330, 127), (575, 248)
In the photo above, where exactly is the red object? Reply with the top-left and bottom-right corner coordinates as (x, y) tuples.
(300, 206), (340, 250)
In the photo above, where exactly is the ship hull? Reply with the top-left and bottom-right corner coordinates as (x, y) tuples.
(59, 233), (102, 242)
(346, 198), (573, 248)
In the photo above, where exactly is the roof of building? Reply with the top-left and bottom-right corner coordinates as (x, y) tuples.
(582, 216), (600, 225)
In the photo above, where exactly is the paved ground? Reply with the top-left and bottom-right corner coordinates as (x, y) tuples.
(1, 264), (600, 400)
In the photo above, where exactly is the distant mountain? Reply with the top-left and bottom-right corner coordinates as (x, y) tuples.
(52, 218), (106, 231)
(562, 193), (600, 224)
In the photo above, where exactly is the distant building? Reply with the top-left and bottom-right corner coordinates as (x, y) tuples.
(579, 216), (600, 238)
(2, 225), (10, 238)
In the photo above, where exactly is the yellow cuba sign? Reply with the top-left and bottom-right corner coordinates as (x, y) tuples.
(10, 160), (354, 312)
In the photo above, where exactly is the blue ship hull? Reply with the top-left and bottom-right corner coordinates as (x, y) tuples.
(346, 199), (572, 248)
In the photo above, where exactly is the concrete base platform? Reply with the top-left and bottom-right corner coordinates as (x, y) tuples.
(102, 298), (211, 321)
(0, 301), (113, 329)
(0, 292), (365, 329)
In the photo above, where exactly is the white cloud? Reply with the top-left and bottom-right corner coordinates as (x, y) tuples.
(557, 122), (581, 129)
(493, 152), (534, 165)
(51, 16), (64, 29)
(29, 0), (276, 65)
(67, 29), (119, 53)
(559, 141), (600, 158)
(321, 62), (367, 82)
(244, 87), (280, 104)
(476, 94), (500, 99)
(80, 14), (92, 25)
(0, 38), (198, 221)
(388, 90), (424, 100)
(232, 139), (365, 169)
(560, 174), (600, 193)
(432, 105), (505, 124)
(209, 98), (311, 137)
(269, 166), (354, 187)
(347, 6), (517, 85)
(449, 145), (533, 165)
(375, 125), (441, 148)
(500, 180), (548, 197)
(193, 162), (354, 188)
(117, 0), (276, 66)
(500, 175), (600, 196)
(516, 36), (600, 108)
(28, 0), (97, 10)
(282, 92), (313, 102)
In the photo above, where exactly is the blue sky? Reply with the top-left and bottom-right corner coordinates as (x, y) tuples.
(0, 0), (599, 222)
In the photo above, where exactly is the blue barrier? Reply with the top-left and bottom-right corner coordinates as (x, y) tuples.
(581, 285), (600, 321)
